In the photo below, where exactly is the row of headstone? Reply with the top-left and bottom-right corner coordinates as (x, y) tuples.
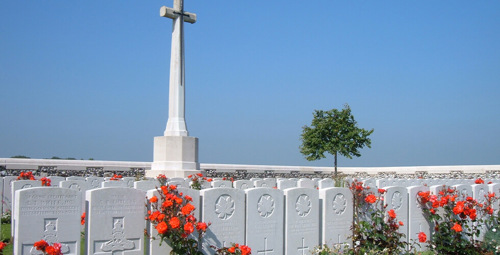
(13, 186), (353, 255)
(11, 182), (500, 254)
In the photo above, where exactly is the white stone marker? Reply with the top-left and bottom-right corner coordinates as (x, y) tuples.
(86, 176), (103, 189)
(384, 186), (408, 242)
(86, 187), (146, 255)
(453, 184), (473, 199)
(407, 186), (431, 252)
(11, 180), (42, 237)
(233, 180), (254, 190)
(146, 189), (172, 255)
(317, 179), (334, 189)
(134, 180), (161, 192)
(319, 187), (353, 248)
(101, 180), (128, 188)
(211, 180), (232, 188)
(201, 188), (245, 254)
(47, 176), (65, 186)
(59, 180), (89, 220)
(66, 176), (86, 181)
(0, 178), (3, 214)
(277, 179), (296, 190)
(168, 179), (190, 188)
(122, 177), (136, 188)
(245, 187), (284, 255)
(145, 188), (200, 255)
(254, 179), (275, 188)
(14, 187), (81, 255)
(298, 179), (315, 189)
(149, 0), (200, 178)
(489, 183), (500, 213)
(472, 184), (489, 240)
(3, 176), (18, 213)
(284, 187), (319, 255)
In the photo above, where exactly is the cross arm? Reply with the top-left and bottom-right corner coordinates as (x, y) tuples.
(160, 6), (197, 24)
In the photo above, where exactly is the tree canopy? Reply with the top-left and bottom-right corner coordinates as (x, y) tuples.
(300, 104), (374, 175)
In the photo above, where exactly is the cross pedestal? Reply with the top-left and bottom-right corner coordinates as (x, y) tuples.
(149, 136), (200, 178)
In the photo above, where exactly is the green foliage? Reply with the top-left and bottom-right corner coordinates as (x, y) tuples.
(300, 104), (373, 175)
(1, 211), (10, 224)
(9, 155), (30, 159)
(349, 180), (408, 255)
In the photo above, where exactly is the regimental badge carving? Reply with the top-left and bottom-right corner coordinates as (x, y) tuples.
(241, 183), (249, 189)
(257, 194), (275, 218)
(391, 191), (403, 210)
(69, 183), (81, 191)
(30, 219), (70, 255)
(101, 217), (135, 252)
(478, 188), (487, 203)
(22, 184), (32, 189)
(215, 195), (235, 220)
(295, 194), (311, 217)
(332, 193), (347, 215)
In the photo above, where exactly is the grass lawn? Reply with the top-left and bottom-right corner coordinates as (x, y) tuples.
(1, 224), (12, 255)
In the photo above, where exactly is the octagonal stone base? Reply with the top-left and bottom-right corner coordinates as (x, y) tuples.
(146, 136), (201, 178)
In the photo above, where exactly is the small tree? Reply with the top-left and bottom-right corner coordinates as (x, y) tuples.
(300, 104), (373, 176)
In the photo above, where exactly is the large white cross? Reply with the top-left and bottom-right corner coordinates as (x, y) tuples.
(160, 0), (197, 136)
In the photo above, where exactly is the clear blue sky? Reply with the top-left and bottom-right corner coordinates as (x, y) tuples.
(1, 1), (499, 167)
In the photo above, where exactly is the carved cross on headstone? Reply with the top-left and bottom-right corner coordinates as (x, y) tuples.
(257, 237), (274, 255)
(297, 238), (309, 255)
(160, 0), (197, 137)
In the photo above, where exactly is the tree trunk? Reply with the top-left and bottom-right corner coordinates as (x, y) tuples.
(334, 151), (338, 177)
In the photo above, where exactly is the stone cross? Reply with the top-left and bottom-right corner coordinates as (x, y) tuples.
(160, 0), (197, 136)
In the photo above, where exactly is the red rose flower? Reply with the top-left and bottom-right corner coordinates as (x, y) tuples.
(451, 223), (462, 232)
(181, 203), (195, 215)
(418, 232), (427, 242)
(388, 209), (397, 219)
(156, 221), (168, 234)
(149, 196), (158, 203)
(240, 245), (252, 255)
(184, 222), (194, 235)
(196, 222), (208, 231)
(169, 217), (181, 229)
(34, 240), (49, 251)
(365, 194), (377, 204)
(378, 189), (386, 194)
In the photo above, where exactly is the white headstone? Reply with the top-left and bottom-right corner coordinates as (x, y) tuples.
(319, 187), (353, 248)
(200, 188), (245, 254)
(11, 180), (42, 237)
(211, 180), (232, 188)
(245, 187), (284, 255)
(14, 187), (82, 255)
(101, 180), (128, 188)
(489, 183), (500, 213)
(168, 179), (190, 188)
(122, 177), (136, 188)
(298, 179), (315, 189)
(86, 187), (146, 255)
(277, 179), (296, 190)
(318, 179), (334, 189)
(284, 187), (319, 255)
(384, 186), (408, 242)
(407, 186), (431, 251)
(86, 177), (103, 189)
(134, 180), (161, 192)
(453, 184), (473, 199)
(3, 176), (18, 213)
(66, 176), (86, 181)
(145, 187), (200, 255)
(47, 176), (65, 186)
(233, 180), (254, 190)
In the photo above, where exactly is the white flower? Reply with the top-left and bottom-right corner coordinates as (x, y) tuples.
(493, 228), (497, 232)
